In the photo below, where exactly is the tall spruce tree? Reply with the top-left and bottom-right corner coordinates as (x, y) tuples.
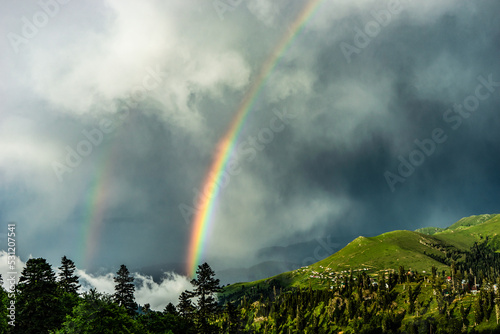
(113, 264), (137, 316)
(58, 256), (80, 294)
(188, 262), (222, 333)
(57, 256), (81, 320)
(164, 302), (179, 316)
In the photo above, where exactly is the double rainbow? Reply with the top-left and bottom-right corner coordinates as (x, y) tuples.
(186, 0), (325, 277)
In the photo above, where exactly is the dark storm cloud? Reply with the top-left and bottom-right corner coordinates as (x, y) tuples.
(1, 0), (500, 286)
(269, 0), (500, 239)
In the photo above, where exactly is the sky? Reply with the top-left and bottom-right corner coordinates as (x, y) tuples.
(1, 0), (500, 307)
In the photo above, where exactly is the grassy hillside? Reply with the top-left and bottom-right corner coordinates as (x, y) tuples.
(310, 230), (451, 273)
(445, 213), (497, 230)
(220, 214), (500, 333)
(222, 214), (500, 297)
(432, 214), (500, 251)
(415, 226), (444, 235)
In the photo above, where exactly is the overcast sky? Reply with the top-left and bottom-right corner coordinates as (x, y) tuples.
(1, 0), (500, 291)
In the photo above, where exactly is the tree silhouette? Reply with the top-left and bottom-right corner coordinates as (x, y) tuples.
(164, 302), (178, 316)
(58, 255), (80, 294)
(181, 262), (222, 333)
(225, 302), (242, 334)
(113, 264), (137, 316)
(16, 258), (64, 333)
(54, 289), (145, 333)
(178, 290), (195, 318)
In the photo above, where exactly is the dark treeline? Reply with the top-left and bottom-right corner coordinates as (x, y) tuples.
(0, 241), (499, 333)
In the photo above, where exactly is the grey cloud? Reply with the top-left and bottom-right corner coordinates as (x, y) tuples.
(1, 0), (499, 284)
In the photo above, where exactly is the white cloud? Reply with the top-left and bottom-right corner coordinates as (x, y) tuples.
(134, 272), (193, 311)
(0, 255), (192, 312)
(75, 269), (193, 311)
(0, 251), (26, 287)
(77, 269), (116, 294)
(21, 0), (250, 134)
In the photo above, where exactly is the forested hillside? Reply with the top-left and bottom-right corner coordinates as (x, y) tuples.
(1, 214), (500, 333)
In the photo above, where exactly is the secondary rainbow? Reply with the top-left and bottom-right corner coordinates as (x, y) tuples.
(79, 138), (116, 269)
(186, 0), (325, 277)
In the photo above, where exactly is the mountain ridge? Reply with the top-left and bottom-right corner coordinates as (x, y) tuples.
(222, 214), (500, 297)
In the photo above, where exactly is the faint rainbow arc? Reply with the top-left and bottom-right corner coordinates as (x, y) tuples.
(79, 139), (116, 269)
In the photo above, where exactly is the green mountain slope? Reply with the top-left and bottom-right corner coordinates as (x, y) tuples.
(445, 213), (497, 230)
(223, 214), (500, 296)
(220, 214), (500, 333)
(286, 214), (498, 286)
(310, 230), (451, 273)
(415, 226), (444, 235)
(416, 214), (498, 237)
(432, 213), (500, 251)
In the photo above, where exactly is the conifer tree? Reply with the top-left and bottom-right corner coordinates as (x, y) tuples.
(495, 276), (500, 325)
(474, 294), (484, 325)
(495, 297), (500, 325)
(55, 289), (145, 333)
(459, 304), (472, 330)
(408, 282), (422, 315)
(16, 258), (64, 333)
(178, 291), (195, 318)
(113, 264), (137, 316)
(188, 262), (222, 333)
(398, 266), (406, 284)
(164, 302), (179, 316)
(225, 302), (242, 334)
(58, 255), (80, 294)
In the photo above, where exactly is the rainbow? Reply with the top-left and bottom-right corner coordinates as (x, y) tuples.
(186, 0), (325, 277)
(79, 139), (116, 269)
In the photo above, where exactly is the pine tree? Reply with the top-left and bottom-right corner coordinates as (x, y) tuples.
(113, 264), (137, 316)
(408, 282), (422, 315)
(16, 258), (65, 333)
(398, 266), (406, 284)
(474, 294), (484, 325)
(58, 255), (80, 294)
(178, 291), (194, 316)
(225, 302), (242, 334)
(457, 303), (470, 331)
(189, 262), (222, 333)
(164, 302), (179, 316)
(495, 298), (500, 325)
(57, 256), (81, 320)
